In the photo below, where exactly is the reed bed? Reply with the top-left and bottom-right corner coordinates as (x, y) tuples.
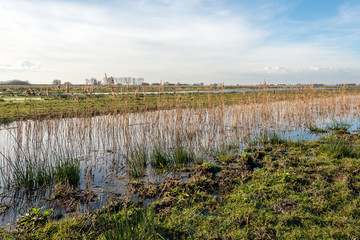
(1, 92), (360, 182)
(0, 150), (80, 190)
(0, 89), (359, 227)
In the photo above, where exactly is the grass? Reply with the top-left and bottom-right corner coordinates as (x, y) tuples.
(1, 86), (359, 124)
(127, 146), (148, 178)
(169, 145), (195, 167)
(54, 157), (81, 185)
(250, 133), (303, 148)
(326, 120), (352, 131)
(0, 151), (80, 190)
(150, 145), (195, 169)
(0, 86), (360, 238)
(308, 125), (328, 133)
(98, 207), (160, 240)
(2, 131), (360, 239)
(150, 146), (169, 168)
(308, 120), (351, 134)
(320, 135), (357, 158)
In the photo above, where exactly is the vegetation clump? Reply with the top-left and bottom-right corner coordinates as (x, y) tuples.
(127, 146), (148, 178)
(150, 145), (196, 169)
(150, 146), (169, 168)
(0, 153), (80, 191)
(17, 207), (52, 233)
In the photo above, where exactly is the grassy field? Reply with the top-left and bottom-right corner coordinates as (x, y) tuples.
(1, 85), (359, 124)
(1, 85), (360, 239)
(0, 84), (341, 96)
(1, 129), (360, 239)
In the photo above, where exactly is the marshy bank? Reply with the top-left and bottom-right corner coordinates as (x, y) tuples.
(0, 89), (359, 237)
(1, 86), (359, 124)
(1, 129), (360, 239)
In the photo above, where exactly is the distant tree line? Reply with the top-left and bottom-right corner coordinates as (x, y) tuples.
(0, 80), (31, 85)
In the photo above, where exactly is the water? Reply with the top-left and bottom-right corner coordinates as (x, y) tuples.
(0, 94), (359, 228)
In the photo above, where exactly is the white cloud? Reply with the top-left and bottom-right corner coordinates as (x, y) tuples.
(0, 0), (359, 84)
(0, 61), (40, 71)
(263, 66), (287, 74)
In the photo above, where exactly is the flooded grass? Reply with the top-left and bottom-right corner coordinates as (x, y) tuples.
(150, 147), (169, 169)
(2, 130), (360, 239)
(0, 86), (359, 124)
(0, 153), (47, 190)
(127, 146), (148, 178)
(0, 88), (360, 237)
(326, 120), (352, 131)
(169, 145), (195, 167)
(0, 151), (80, 191)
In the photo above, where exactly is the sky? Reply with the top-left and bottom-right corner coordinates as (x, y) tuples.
(0, 0), (359, 85)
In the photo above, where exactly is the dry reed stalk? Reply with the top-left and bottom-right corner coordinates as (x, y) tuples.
(134, 89), (138, 100)
(142, 86), (146, 102)
(105, 73), (109, 88)
(65, 82), (69, 94)
(111, 88), (116, 98)
(1, 90), (360, 187)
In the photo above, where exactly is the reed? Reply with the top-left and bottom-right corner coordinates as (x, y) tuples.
(170, 145), (194, 167)
(0, 149), (80, 190)
(150, 146), (169, 168)
(54, 156), (80, 185)
(0, 87), (359, 208)
(126, 146), (147, 178)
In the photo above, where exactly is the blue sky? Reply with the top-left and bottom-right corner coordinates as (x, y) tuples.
(0, 0), (359, 85)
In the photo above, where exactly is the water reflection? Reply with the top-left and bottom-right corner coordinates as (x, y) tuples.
(0, 94), (359, 227)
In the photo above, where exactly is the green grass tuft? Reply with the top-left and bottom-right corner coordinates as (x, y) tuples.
(150, 147), (169, 168)
(326, 120), (351, 131)
(55, 157), (80, 185)
(98, 207), (160, 240)
(308, 125), (328, 133)
(320, 135), (356, 158)
(0, 151), (80, 190)
(127, 146), (147, 178)
(170, 145), (194, 166)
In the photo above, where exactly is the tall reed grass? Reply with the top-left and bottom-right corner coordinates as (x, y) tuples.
(0, 89), (359, 183)
(0, 150), (80, 190)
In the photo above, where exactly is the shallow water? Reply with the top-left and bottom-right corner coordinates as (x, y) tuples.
(0, 94), (359, 228)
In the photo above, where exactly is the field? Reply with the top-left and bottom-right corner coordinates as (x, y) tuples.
(0, 84), (357, 124)
(0, 85), (360, 239)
